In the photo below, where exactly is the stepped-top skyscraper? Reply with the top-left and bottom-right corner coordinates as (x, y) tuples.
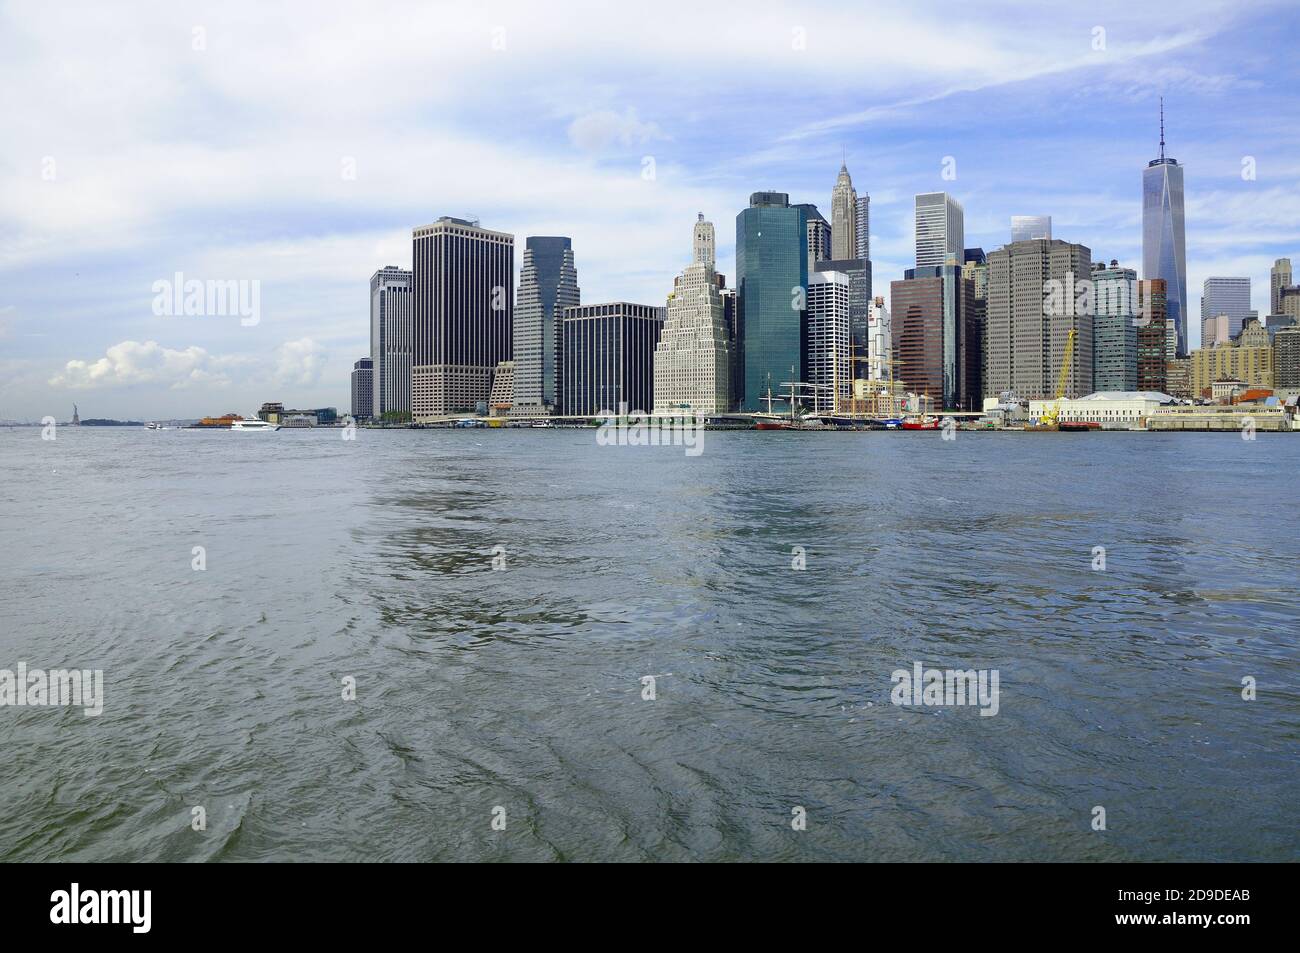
(1142, 99), (1188, 357)
(653, 215), (732, 415)
(831, 163), (858, 260)
(512, 237), (579, 414)
(915, 192), (964, 268)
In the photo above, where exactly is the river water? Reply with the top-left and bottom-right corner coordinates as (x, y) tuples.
(1, 426), (1296, 861)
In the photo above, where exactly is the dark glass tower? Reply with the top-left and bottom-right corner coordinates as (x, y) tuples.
(410, 217), (514, 417)
(736, 192), (807, 411)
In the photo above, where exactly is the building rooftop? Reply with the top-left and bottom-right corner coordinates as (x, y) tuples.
(1077, 391), (1178, 403)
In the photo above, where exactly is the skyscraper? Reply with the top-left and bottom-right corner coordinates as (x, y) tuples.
(806, 270), (852, 412)
(512, 237), (580, 414)
(653, 215), (733, 415)
(1137, 279), (1168, 393)
(1091, 261), (1138, 392)
(963, 248), (988, 403)
(984, 239), (1094, 401)
(736, 192), (807, 411)
(369, 265), (413, 420)
(350, 357), (373, 421)
(831, 164), (858, 260)
(1010, 216), (1052, 243)
(1199, 277), (1252, 348)
(815, 258), (871, 380)
(867, 296), (890, 382)
(891, 264), (978, 409)
(915, 192), (964, 269)
(855, 189), (870, 261)
(1142, 100), (1188, 357)
(562, 303), (665, 416)
(1275, 325), (1300, 389)
(796, 204), (831, 272)
(1271, 258), (1292, 316)
(411, 217), (514, 418)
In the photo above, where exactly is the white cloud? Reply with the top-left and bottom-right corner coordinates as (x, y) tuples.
(49, 340), (236, 390)
(567, 108), (665, 153)
(272, 337), (326, 388)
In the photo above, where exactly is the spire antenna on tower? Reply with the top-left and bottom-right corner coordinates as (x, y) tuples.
(1159, 96), (1165, 160)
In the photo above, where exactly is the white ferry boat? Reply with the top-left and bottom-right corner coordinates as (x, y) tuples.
(230, 418), (280, 432)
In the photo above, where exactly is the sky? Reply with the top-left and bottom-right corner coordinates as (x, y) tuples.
(2, 0), (1299, 421)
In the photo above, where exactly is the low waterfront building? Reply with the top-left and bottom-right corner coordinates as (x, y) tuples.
(1149, 402), (1292, 432)
(488, 360), (515, 417)
(257, 401), (286, 423)
(1028, 391), (1178, 429)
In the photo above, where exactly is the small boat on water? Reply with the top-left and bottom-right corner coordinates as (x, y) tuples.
(230, 418), (280, 432)
(900, 415), (941, 430)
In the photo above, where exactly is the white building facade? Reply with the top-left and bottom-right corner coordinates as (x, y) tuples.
(867, 295), (891, 381)
(807, 271), (852, 412)
(652, 215), (732, 415)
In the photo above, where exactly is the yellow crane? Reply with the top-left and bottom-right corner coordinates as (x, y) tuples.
(1039, 328), (1077, 428)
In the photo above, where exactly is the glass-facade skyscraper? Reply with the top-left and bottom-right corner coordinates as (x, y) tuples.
(915, 192), (964, 269)
(736, 192), (807, 412)
(561, 302), (665, 416)
(513, 236), (580, 414)
(369, 265), (413, 420)
(1091, 261), (1138, 392)
(1199, 277), (1251, 348)
(1142, 103), (1187, 357)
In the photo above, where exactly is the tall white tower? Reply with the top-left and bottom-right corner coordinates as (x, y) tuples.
(652, 214), (733, 415)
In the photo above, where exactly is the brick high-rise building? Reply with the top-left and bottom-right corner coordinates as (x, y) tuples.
(1137, 279), (1169, 393)
(890, 264), (979, 410)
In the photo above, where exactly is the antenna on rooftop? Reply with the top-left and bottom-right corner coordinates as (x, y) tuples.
(1159, 97), (1165, 160)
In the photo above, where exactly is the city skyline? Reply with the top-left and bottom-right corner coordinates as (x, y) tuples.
(3, 1), (1300, 419)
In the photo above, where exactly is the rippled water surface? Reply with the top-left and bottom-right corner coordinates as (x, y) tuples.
(1, 427), (1297, 861)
